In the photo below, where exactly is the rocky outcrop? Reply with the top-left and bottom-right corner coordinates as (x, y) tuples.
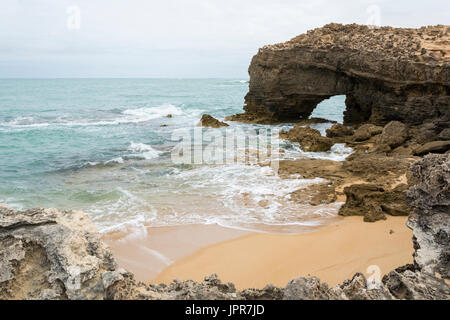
(197, 114), (229, 128)
(405, 154), (449, 280)
(227, 23), (450, 126)
(338, 184), (410, 222)
(280, 125), (333, 152)
(0, 206), (136, 300)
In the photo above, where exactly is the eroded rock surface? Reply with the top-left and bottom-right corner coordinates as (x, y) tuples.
(227, 23), (450, 126)
(406, 154), (450, 280)
(338, 183), (410, 222)
(0, 206), (136, 300)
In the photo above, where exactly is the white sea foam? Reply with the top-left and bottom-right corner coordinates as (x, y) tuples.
(121, 104), (183, 123)
(128, 142), (162, 160)
(105, 157), (124, 165)
(285, 143), (353, 162)
(0, 104), (184, 129)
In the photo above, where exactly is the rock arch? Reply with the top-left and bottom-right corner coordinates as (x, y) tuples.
(228, 24), (450, 126)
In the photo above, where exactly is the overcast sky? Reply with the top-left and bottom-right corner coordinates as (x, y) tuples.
(1, 0), (448, 78)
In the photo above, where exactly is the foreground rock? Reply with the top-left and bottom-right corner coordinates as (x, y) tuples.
(0, 207), (136, 300)
(406, 154), (449, 279)
(197, 114), (229, 128)
(228, 23), (450, 125)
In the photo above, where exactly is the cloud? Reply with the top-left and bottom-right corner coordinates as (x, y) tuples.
(0, 0), (448, 77)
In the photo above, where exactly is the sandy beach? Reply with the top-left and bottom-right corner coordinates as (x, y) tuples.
(103, 224), (250, 281)
(151, 216), (414, 289)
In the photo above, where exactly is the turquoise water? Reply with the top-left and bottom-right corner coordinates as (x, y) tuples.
(0, 79), (348, 234)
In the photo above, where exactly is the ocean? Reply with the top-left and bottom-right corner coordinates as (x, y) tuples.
(0, 79), (351, 234)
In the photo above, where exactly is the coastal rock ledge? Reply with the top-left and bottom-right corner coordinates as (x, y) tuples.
(0, 155), (449, 300)
(227, 23), (450, 125)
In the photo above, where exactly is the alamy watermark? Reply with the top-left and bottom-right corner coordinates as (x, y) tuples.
(366, 5), (381, 29)
(67, 5), (81, 30)
(170, 125), (281, 172)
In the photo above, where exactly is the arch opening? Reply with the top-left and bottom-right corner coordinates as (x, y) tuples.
(309, 95), (347, 124)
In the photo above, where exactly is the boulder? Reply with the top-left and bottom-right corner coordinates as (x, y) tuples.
(339, 183), (410, 222)
(377, 121), (409, 148)
(353, 124), (383, 141)
(414, 140), (450, 156)
(326, 124), (354, 138)
(197, 114), (229, 128)
(281, 126), (333, 152)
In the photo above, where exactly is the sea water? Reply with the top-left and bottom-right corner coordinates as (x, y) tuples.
(0, 79), (350, 234)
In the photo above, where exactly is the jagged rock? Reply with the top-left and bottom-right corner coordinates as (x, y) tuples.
(339, 184), (410, 222)
(326, 124), (354, 138)
(406, 154), (450, 280)
(227, 23), (450, 125)
(197, 114), (229, 128)
(377, 121), (409, 148)
(280, 126), (333, 152)
(353, 124), (383, 141)
(383, 267), (450, 300)
(241, 284), (284, 300)
(414, 141), (450, 156)
(0, 206), (136, 300)
(284, 277), (341, 300)
(284, 273), (394, 300)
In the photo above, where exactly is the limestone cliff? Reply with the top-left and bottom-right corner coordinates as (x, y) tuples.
(227, 23), (450, 125)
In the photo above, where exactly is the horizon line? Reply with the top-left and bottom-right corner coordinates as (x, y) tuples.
(0, 77), (250, 80)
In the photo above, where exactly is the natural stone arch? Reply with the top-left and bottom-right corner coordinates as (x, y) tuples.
(227, 24), (450, 126)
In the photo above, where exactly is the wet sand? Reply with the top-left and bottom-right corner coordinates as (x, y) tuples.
(152, 216), (414, 289)
(103, 224), (249, 281)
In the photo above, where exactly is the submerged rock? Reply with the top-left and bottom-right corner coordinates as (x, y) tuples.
(197, 114), (229, 128)
(281, 126), (333, 152)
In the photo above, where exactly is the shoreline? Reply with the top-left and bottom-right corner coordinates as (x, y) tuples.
(151, 216), (414, 289)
